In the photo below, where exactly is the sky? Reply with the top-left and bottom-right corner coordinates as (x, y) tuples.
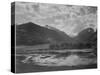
(15, 2), (97, 37)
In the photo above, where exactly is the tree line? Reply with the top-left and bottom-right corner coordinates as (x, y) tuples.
(49, 42), (97, 50)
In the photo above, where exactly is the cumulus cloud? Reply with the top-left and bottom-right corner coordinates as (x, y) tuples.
(15, 2), (97, 37)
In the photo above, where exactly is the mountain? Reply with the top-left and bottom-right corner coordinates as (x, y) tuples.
(75, 28), (97, 44)
(15, 22), (72, 46)
(12, 21), (97, 47)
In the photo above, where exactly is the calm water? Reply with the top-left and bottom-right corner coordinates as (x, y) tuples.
(16, 49), (97, 73)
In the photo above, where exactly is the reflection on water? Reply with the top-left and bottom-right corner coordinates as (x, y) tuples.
(21, 53), (96, 67)
(16, 49), (97, 73)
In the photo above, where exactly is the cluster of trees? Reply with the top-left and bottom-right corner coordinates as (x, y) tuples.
(49, 42), (97, 50)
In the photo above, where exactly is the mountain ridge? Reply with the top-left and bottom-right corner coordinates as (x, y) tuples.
(15, 22), (72, 46)
(13, 22), (97, 46)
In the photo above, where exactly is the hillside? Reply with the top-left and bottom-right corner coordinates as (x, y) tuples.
(15, 22), (72, 46)
(12, 22), (97, 48)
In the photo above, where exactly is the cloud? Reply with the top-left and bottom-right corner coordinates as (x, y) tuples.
(15, 2), (97, 37)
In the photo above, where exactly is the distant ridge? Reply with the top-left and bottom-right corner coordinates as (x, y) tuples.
(75, 28), (97, 44)
(13, 22), (97, 46)
(15, 22), (71, 46)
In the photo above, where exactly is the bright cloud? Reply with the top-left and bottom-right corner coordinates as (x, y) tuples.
(15, 2), (97, 37)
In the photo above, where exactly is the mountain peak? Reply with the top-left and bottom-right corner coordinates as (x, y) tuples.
(16, 22), (71, 45)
